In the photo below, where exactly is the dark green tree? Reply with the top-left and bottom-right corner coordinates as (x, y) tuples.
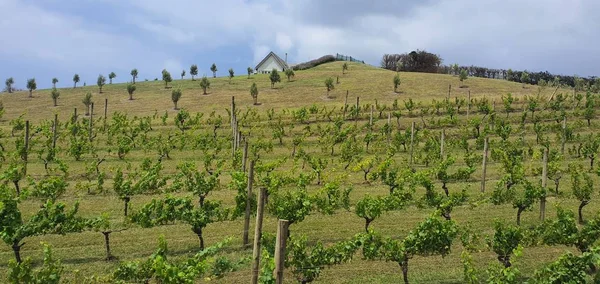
(26, 78), (36, 98)
(130, 69), (138, 84)
(190, 64), (198, 81)
(269, 69), (281, 88)
(97, 74), (106, 93)
(127, 84), (136, 100)
(250, 82), (259, 105)
(200, 76), (210, 95)
(108, 72), (116, 84)
(161, 69), (172, 88)
(72, 74), (80, 88)
(171, 88), (182, 110)
(50, 88), (60, 107)
(210, 63), (217, 78)
(5, 77), (14, 93)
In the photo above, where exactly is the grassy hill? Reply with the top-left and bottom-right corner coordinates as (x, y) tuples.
(0, 61), (592, 283)
(0, 61), (566, 124)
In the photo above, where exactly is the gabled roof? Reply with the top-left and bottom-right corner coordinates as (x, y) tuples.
(255, 51), (289, 70)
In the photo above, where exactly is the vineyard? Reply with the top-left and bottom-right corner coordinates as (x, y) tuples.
(2, 61), (600, 283)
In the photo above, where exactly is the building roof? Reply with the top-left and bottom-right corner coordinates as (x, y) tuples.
(255, 51), (289, 70)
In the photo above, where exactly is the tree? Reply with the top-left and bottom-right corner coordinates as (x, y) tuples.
(173, 162), (219, 206)
(355, 195), (386, 232)
(581, 133), (600, 170)
(26, 78), (36, 98)
(132, 196), (226, 250)
(108, 72), (116, 84)
(250, 82), (259, 105)
(50, 88), (60, 107)
(171, 88), (182, 109)
(362, 216), (458, 284)
(127, 84), (136, 100)
(52, 78), (58, 88)
(0, 188), (89, 263)
(521, 72), (530, 88)
(269, 69), (281, 88)
(190, 64), (198, 81)
(459, 69), (468, 87)
(325, 77), (334, 97)
(342, 62), (348, 74)
(7, 243), (64, 283)
(199, 76), (210, 95)
(161, 69), (172, 88)
(5, 77), (14, 93)
(97, 74), (106, 93)
(181, 69), (186, 80)
(247, 67), (253, 79)
(228, 68), (234, 84)
(490, 221), (523, 268)
(287, 235), (360, 284)
(210, 63), (217, 78)
(268, 188), (312, 237)
(82, 92), (93, 116)
(130, 69), (138, 84)
(73, 74), (80, 88)
(393, 73), (401, 93)
(113, 168), (135, 216)
(285, 69), (295, 82)
(570, 164), (594, 224)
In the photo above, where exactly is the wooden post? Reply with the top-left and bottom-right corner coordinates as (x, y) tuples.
(481, 137), (489, 193)
(561, 117), (567, 154)
(52, 114), (58, 150)
(89, 103), (94, 142)
(540, 148), (548, 221)
(242, 139), (249, 172)
(440, 129), (445, 158)
(467, 90), (471, 119)
(251, 187), (267, 284)
(24, 120), (30, 163)
(343, 90), (348, 119)
(355, 97), (360, 121)
(73, 108), (78, 123)
(448, 84), (451, 99)
(231, 96), (236, 156)
(103, 98), (108, 129)
(243, 160), (255, 247)
(409, 121), (415, 165)
(274, 219), (290, 284)
(369, 104), (374, 128)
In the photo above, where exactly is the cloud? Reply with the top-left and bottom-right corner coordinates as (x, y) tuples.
(275, 33), (293, 51)
(1, 0), (599, 89)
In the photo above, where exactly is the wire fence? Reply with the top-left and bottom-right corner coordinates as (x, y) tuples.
(336, 53), (365, 64)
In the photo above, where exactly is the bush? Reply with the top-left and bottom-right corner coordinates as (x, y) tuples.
(292, 55), (336, 71)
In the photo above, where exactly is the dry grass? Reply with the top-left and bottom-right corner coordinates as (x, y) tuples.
(0, 62), (591, 283)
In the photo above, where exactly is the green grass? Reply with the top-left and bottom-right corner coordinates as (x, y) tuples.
(0, 61), (595, 283)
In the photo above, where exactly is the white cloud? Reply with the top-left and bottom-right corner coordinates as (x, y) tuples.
(1, 0), (599, 89)
(275, 33), (293, 51)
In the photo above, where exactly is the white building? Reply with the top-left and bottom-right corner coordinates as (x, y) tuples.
(255, 51), (289, 74)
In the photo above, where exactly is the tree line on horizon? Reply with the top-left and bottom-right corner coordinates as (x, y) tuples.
(381, 50), (600, 91)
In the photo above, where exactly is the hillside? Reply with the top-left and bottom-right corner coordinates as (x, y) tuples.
(0, 61), (567, 124)
(0, 61), (592, 283)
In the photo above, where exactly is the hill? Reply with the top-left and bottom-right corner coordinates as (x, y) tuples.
(0, 61), (568, 124)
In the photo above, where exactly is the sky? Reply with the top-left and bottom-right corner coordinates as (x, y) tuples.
(1, 0), (599, 89)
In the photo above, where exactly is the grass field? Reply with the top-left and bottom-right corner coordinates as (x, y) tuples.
(0, 61), (597, 283)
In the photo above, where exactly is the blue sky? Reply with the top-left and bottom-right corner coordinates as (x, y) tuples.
(2, 0), (599, 89)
